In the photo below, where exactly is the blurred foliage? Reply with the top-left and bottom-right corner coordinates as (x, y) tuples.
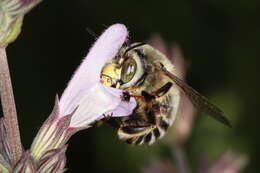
(1, 0), (259, 172)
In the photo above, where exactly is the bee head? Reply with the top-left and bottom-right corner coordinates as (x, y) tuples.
(100, 63), (122, 88)
(101, 43), (146, 89)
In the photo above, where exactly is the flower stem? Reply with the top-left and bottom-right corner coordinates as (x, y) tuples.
(172, 146), (191, 173)
(0, 45), (22, 164)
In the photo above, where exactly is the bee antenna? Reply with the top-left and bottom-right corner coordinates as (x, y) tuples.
(124, 42), (146, 56)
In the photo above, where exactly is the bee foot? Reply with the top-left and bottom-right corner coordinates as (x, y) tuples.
(102, 113), (113, 120)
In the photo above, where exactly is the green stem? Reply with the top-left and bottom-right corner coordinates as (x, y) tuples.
(0, 45), (22, 165)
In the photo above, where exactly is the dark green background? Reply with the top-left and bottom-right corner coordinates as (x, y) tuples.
(3, 0), (260, 172)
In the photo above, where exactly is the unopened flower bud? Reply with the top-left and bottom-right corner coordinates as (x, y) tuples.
(0, 0), (42, 44)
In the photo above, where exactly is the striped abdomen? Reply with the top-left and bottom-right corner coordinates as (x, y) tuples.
(117, 116), (172, 145)
(117, 94), (176, 145)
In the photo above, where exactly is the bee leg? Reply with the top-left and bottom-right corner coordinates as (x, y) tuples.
(106, 118), (123, 128)
(141, 82), (173, 102)
(93, 113), (113, 127)
(103, 112), (114, 120)
(153, 82), (173, 97)
(141, 91), (155, 102)
(121, 91), (131, 102)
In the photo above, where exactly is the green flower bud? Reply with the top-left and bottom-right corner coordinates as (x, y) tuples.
(0, 0), (42, 44)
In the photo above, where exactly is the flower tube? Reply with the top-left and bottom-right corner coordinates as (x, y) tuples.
(30, 24), (136, 162)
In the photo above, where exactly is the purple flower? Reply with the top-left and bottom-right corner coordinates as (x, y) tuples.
(59, 23), (136, 128)
(30, 24), (136, 162)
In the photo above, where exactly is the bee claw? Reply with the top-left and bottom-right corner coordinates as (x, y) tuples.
(102, 113), (113, 120)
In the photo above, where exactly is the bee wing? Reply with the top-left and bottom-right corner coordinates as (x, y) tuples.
(156, 64), (232, 127)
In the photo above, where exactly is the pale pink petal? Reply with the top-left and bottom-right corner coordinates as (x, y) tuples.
(103, 86), (136, 117)
(59, 24), (128, 116)
(70, 83), (119, 127)
(104, 100), (136, 118)
(70, 84), (136, 127)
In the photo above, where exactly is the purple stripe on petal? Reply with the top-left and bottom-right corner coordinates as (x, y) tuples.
(59, 24), (128, 116)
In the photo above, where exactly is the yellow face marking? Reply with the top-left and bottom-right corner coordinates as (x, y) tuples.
(101, 63), (122, 87)
(115, 82), (121, 88)
(100, 75), (112, 86)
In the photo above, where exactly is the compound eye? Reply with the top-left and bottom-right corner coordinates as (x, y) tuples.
(121, 58), (137, 84)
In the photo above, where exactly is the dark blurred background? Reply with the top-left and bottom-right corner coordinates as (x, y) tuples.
(3, 0), (260, 172)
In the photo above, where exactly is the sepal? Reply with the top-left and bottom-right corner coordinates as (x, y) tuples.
(37, 145), (67, 173)
(13, 151), (36, 173)
(0, 154), (10, 173)
(30, 96), (85, 162)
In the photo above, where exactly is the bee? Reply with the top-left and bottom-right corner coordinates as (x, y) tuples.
(100, 43), (231, 145)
